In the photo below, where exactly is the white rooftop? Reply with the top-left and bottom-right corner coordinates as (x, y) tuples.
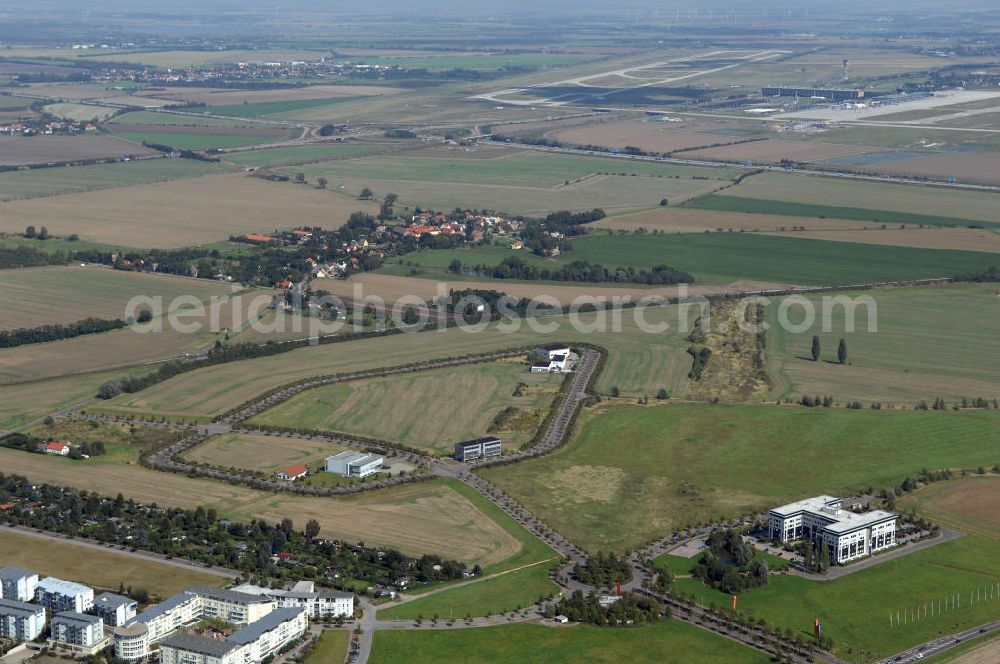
(771, 495), (896, 533)
(770, 495), (840, 517)
(327, 451), (382, 465)
(38, 576), (93, 597)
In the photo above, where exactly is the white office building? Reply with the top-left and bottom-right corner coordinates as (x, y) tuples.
(0, 567), (39, 602)
(90, 591), (137, 627)
(157, 607), (307, 664)
(0, 598), (46, 641)
(232, 581), (354, 618)
(127, 590), (202, 643)
(51, 611), (105, 647)
(36, 577), (95, 613)
(769, 495), (898, 565)
(120, 585), (277, 660)
(113, 622), (150, 662)
(453, 437), (502, 462)
(187, 586), (275, 626)
(324, 451), (383, 478)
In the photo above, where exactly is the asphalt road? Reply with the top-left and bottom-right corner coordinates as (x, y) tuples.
(885, 620), (1000, 663)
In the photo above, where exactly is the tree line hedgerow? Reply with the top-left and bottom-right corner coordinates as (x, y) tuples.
(458, 255), (695, 285)
(0, 472), (477, 595)
(0, 317), (126, 349)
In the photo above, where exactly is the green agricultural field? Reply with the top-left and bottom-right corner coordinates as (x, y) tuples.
(221, 143), (391, 168)
(766, 284), (1000, 404)
(286, 151), (737, 188)
(0, 158), (223, 201)
(382, 232), (1000, 286)
(482, 403), (1000, 553)
(369, 620), (771, 664)
(94, 306), (693, 420)
(248, 359), (562, 455)
(684, 194), (1000, 230)
(377, 561), (559, 620)
(207, 96), (364, 119)
(711, 172), (1000, 224)
(668, 536), (1000, 663)
(113, 131), (288, 151)
(303, 630), (349, 664)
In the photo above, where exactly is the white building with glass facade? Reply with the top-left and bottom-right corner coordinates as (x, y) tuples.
(769, 495), (897, 564)
(0, 598), (46, 641)
(35, 577), (94, 613)
(0, 567), (39, 602)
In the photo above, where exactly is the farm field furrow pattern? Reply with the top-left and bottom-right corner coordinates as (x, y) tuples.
(249, 359), (563, 455)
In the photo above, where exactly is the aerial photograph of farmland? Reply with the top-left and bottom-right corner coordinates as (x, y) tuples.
(1, 0), (999, 662)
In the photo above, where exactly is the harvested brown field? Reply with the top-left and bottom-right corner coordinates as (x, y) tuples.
(0, 264), (233, 330)
(948, 636), (1000, 664)
(110, 124), (287, 137)
(0, 173), (378, 247)
(0, 287), (282, 385)
(489, 113), (630, 138)
(593, 207), (871, 232)
(133, 84), (402, 105)
(182, 432), (348, 472)
(0, 448), (520, 565)
(550, 119), (738, 153)
(762, 227), (1000, 253)
(322, 272), (787, 307)
(902, 478), (1000, 541)
(0, 529), (224, 598)
(850, 152), (1000, 186)
(22, 83), (112, 100)
(685, 139), (874, 163)
(0, 134), (158, 166)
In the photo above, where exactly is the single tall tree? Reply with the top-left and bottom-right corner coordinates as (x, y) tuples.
(837, 338), (848, 365)
(811, 335), (821, 362)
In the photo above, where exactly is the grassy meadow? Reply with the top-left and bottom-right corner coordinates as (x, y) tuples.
(377, 561), (559, 620)
(482, 402), (1000, 552)
(667, 535), (1000, 662)
(765, 284), (1000, 404)
(249, 359), (563, 455)
(303, 631), (350, 664)
(369, 621), (771, 664)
